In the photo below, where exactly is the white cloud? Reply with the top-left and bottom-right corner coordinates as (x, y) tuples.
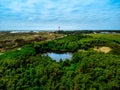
(0, 0), (120, 30)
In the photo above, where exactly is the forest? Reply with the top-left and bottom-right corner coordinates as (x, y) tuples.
(0, 33), (120, 90)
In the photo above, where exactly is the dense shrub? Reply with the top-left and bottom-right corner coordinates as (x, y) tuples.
(0, 34), (120, 90)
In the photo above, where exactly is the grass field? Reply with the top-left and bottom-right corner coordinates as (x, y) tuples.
(90, 34), (120, 42)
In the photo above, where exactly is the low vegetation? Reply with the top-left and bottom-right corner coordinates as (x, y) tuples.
(0, 33), (120, 90)
(0, 32), (64, 52)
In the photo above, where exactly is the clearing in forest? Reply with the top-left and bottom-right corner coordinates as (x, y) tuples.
(94, 46), (111, 53)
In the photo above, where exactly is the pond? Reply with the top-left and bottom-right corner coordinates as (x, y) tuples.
(44, 52), (72, 62)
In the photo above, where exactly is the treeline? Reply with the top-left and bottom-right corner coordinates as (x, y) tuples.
(0, 34), (120, 90)
(56, 30), (120, 34)
(34, 34), (90, 53)
(34, 34), (120, 54)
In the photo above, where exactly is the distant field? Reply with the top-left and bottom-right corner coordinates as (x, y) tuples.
(0, 32), (63, 41)
(90, 33), (120, 40)
(0, 32), (64, 52)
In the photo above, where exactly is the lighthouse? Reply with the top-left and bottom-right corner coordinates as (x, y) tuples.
(57, 26), (61, 33)
(58, 26), (60, 32)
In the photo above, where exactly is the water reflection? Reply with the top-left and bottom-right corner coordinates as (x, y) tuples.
(44, 52), (72, 61)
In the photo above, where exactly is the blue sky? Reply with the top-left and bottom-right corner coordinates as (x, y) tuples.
(0, 0), (120, 30)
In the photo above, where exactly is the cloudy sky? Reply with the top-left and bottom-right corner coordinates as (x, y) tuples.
(0, 0), (120, 30)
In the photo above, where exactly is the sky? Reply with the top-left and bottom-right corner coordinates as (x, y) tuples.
(0, 0), (120, 30)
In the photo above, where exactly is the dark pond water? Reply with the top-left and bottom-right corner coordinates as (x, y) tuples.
(44, 52), (72, 61)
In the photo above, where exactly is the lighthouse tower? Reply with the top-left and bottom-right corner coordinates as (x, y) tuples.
(58, 26), (60, 31)
(58, 26), (60, 33)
